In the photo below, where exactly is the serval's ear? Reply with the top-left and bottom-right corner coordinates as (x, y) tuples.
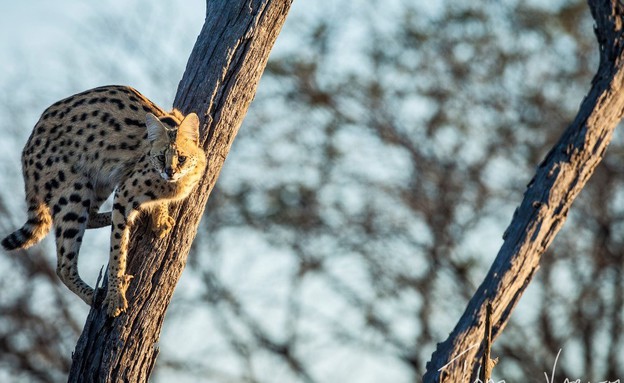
(145, 113), (169, 143)
(178, 113), (200, 144)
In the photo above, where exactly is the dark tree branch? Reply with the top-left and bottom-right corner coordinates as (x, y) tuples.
(424, 0), (624, 381)
(68, 1), (292, 381)
(478, 302), (497, 382)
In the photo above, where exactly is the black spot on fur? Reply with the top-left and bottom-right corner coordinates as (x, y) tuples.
(26, 217), (42, 225)
(113, 203), (126, 216)
(124, 118), (143, 127)
(128, 142), (140, 150)
(160, 117), (178, 128)
(109, 98), (124, 110)
(63, 212), (79, 222)
(63, 228), (79, 239)
(72, 99), (86, 107)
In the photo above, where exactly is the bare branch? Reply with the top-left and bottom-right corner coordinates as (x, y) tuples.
(424, 1), (624, 380)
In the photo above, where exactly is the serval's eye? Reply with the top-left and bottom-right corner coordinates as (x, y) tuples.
(157, 155), (165, 163)
(178, 156), (187, 164)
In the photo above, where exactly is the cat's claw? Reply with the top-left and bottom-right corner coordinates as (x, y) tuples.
(152, 215), (175, 238)
(103, 274), (133, 317)
(104, 293), (127, 317)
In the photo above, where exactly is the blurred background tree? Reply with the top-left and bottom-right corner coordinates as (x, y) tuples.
(1, 0), (621, 382)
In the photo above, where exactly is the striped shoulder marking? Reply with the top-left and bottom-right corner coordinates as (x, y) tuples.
(125, 86), (167, 115)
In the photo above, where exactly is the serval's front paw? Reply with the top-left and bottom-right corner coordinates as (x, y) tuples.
(152, 215), (175, 238)
(104, 290), (127, 317)
(104, 274), (133, 317)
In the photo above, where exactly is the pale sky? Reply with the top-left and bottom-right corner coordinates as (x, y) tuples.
(0, 1), (204, 83)
(1, 1), (90, 57)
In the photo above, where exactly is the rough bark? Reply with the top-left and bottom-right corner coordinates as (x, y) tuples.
(423, 1), (624, 381)
(68, 1), (292, 381)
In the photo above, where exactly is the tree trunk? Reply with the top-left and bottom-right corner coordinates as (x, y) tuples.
(68, 1), (292, 381)
(423, 1), (624, 381)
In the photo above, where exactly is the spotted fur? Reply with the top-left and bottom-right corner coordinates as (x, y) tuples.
(1, 85), (206, 316)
